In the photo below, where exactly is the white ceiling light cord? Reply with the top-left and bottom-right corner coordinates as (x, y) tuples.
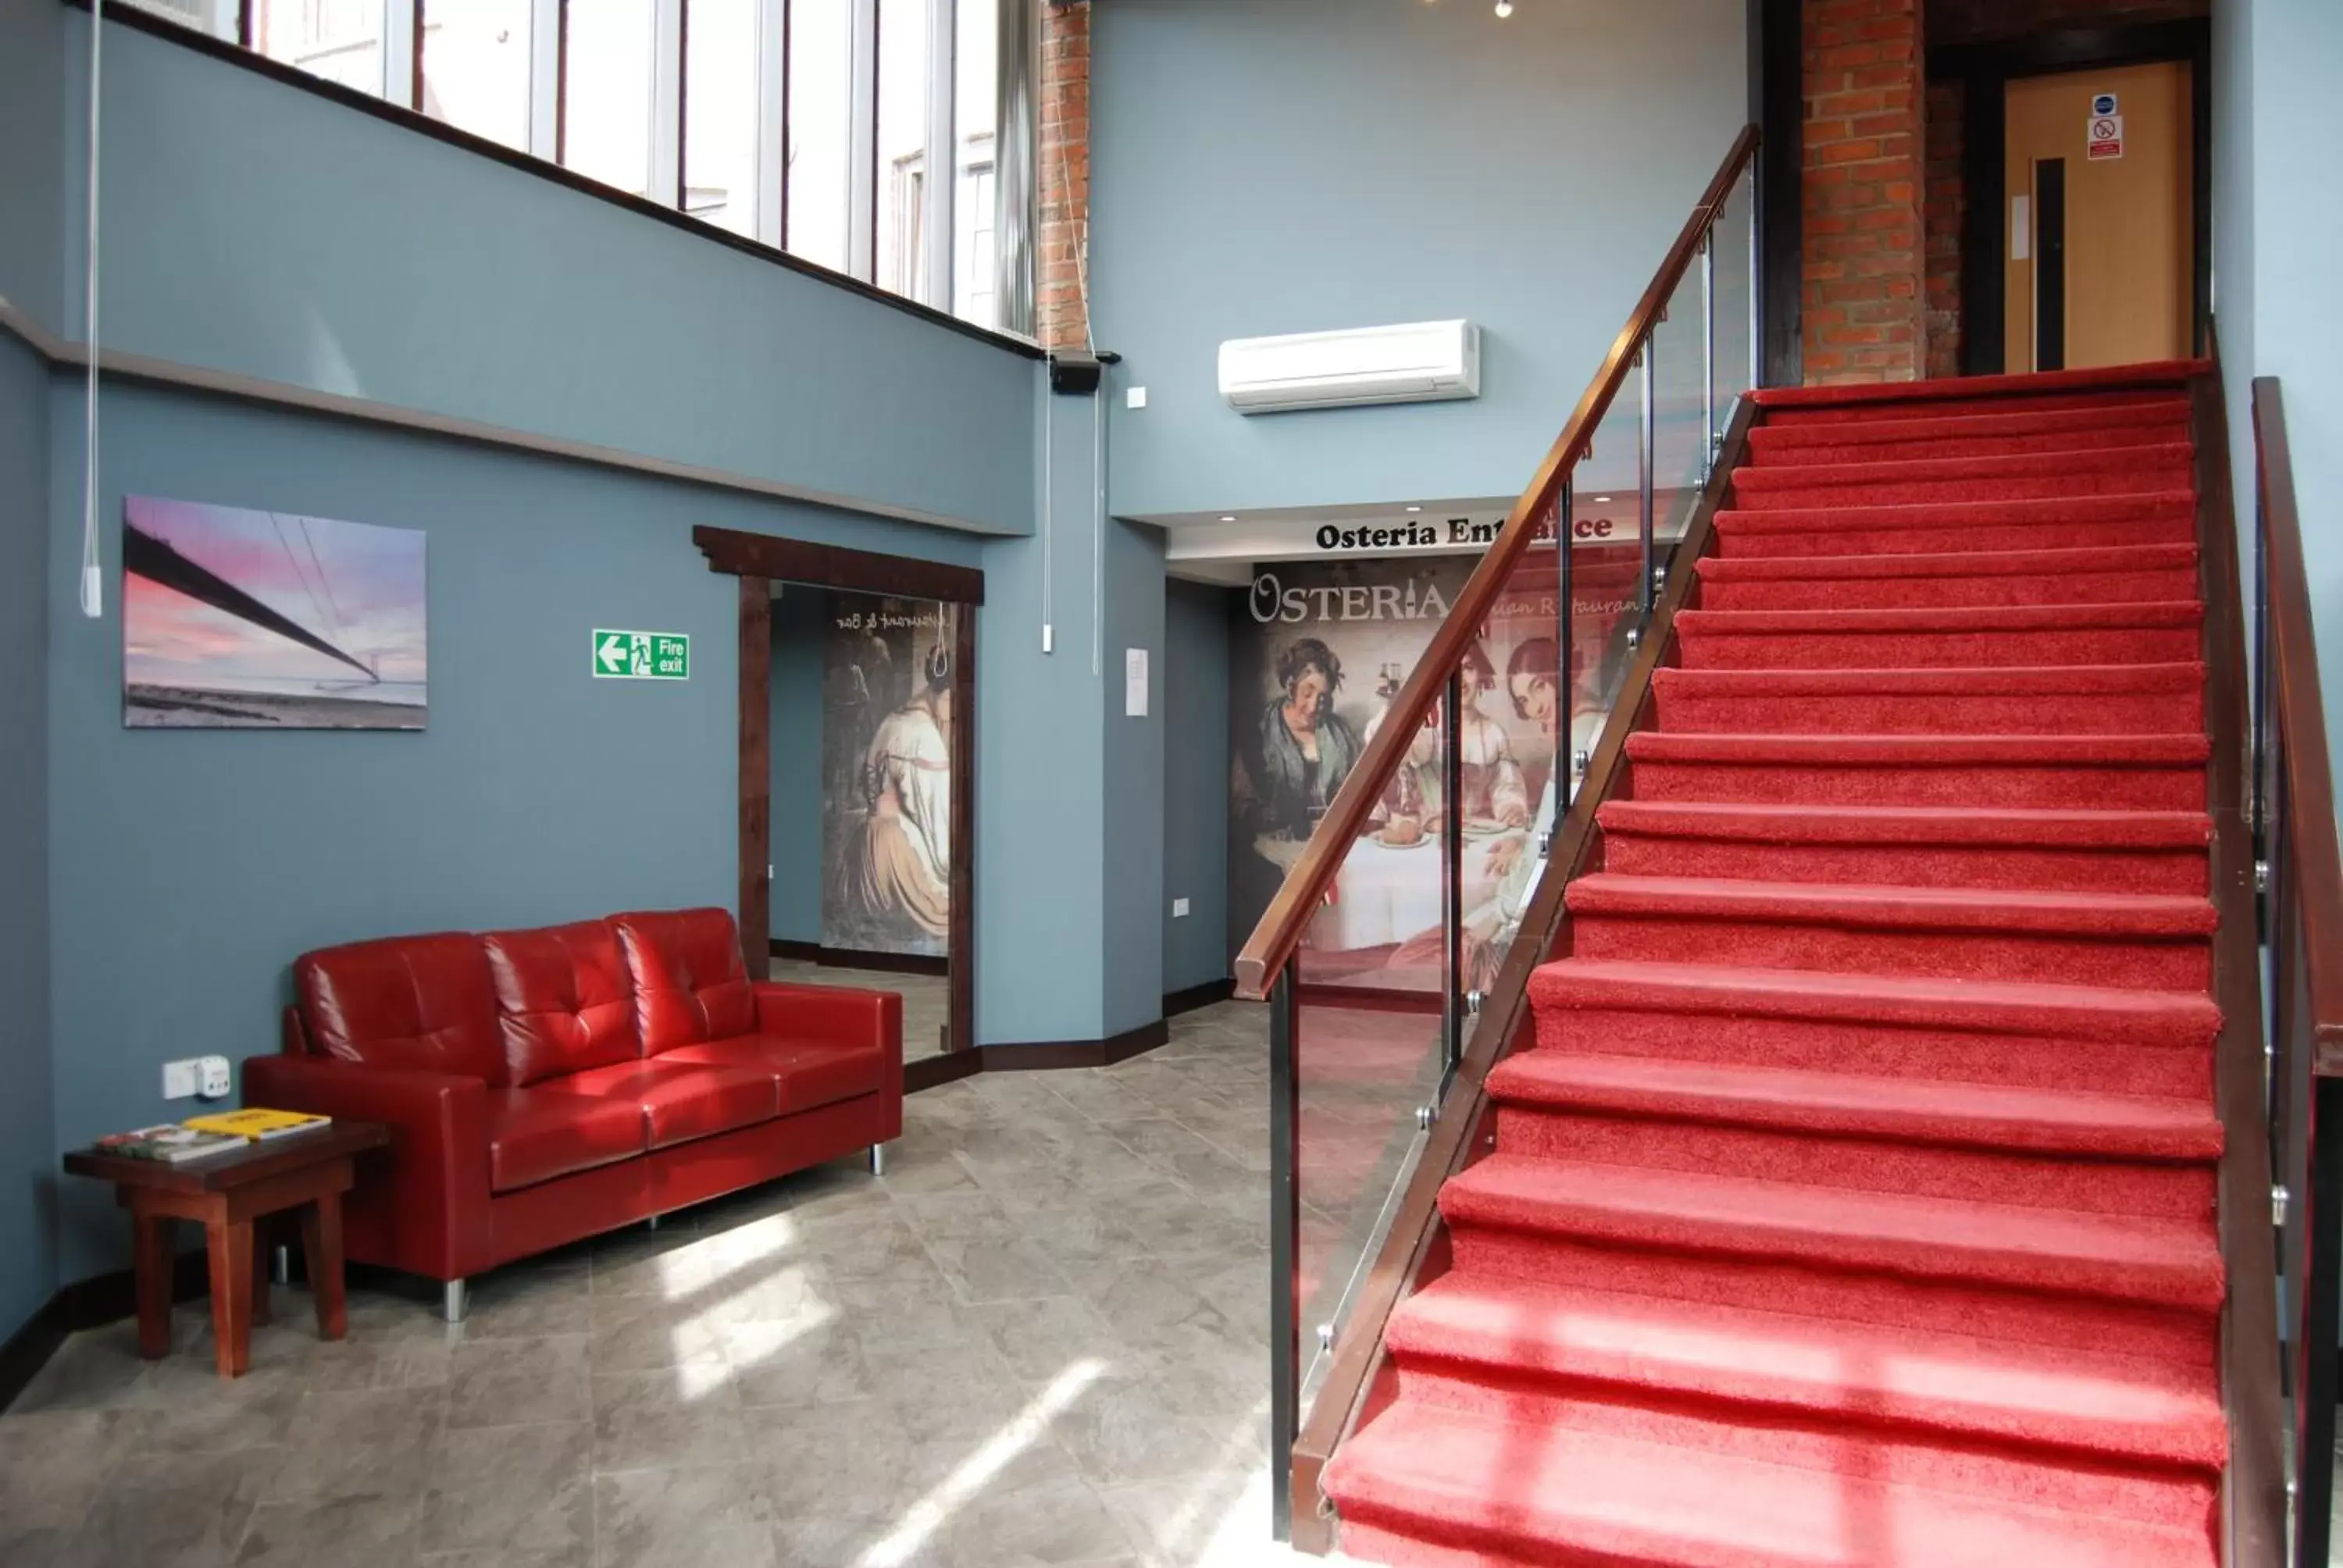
(79, 0), (105, 620)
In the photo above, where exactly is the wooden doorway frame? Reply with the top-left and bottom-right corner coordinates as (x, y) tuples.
(1931, 18), (2213, 378)
(693, 525), (984, 1064)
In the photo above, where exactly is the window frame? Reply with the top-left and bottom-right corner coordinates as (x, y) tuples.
(66, 0), (1036, 355)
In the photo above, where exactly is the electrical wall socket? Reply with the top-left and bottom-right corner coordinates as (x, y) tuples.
(1172, 897), (1190, 918)
(198, 1056), (233, 1099)
(1126, 386), (1148, 409)
(162, 1059), (201, 1099)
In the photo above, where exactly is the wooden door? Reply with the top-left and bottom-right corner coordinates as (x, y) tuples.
(2002, 60), (2193, 372)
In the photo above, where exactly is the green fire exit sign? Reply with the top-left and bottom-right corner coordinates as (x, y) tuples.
(592, 629), (690, 680)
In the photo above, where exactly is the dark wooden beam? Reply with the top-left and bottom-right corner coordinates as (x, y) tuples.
(694, 526), (985, 606)
(738, 576), (773, 976)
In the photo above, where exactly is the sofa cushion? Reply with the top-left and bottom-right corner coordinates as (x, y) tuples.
(659, 1035), (886, 1115)
(563, 1059), (779, 1149)
(485, 1088), (647, 1192)
(612, 909), (757, 1051)
(483, 921), (642, 1085)
(296, 932), (508, 1085)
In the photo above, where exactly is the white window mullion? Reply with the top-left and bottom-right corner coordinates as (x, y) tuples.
(529, 0), (563, 159)
(651, 0), (685, 206)
(755, 0), (787, 245)
(922, 0), (954, 310)
(847, 0), (878, 281)
(383, 0), (419, 106)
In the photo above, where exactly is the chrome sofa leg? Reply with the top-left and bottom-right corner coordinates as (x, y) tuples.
(646, 1213), (662, 1231)
(271, 1245), (292, 1287)
(868, 1142), (887, 1177)
(442, 1278), (468, 1324)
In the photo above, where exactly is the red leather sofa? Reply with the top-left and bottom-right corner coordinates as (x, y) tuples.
(244, 907), (900, 1320)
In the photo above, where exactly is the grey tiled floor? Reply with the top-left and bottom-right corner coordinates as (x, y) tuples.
(769, 960), (952, 1062)
(0, 1002), (1338, 1568)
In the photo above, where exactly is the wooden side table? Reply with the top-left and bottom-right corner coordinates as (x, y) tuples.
(63, 1122), (390, 1377)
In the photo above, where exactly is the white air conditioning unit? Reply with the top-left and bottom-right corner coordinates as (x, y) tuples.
(1218, 319), (1482, 415)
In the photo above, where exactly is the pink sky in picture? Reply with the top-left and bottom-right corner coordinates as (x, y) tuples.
(123, 497), (427, 698)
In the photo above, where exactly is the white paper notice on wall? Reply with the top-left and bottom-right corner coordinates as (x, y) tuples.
(2011, 195), (2031, 262)
(1125, 648), (1149, 718)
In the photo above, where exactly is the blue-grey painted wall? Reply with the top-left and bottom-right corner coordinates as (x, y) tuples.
(975, 383), (1110, 1044)
(1163, 579), (1232, 994)
(1100, 511), (1167, 1037)
(770, 586), (825, 946)
(57, 9), (1036, 535)
(0, 332), (55, 1338)
(45, 380), (982, 1283)
(1086, 0), (1750, 519)
(2216, 0), (2343, 785)
(0, 0), (63, 332)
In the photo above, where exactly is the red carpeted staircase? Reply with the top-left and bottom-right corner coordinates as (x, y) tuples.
(1320, 363), (2231, 1568)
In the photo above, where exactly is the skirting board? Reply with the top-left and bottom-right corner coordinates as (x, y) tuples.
(904, 1017), (1175, 1094)
(769, 939), (948, 979)
(0, 1248), (213, 1414)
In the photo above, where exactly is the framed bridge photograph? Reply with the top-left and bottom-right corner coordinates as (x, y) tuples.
(120, 496), (428, 730)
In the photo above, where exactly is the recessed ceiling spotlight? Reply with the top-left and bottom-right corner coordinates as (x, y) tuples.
(1593, 494), (1614, 503)
(1405, 505), (1422, 513)
(1493, 0), (1514, 16)
(1219, 515), (1237, 523)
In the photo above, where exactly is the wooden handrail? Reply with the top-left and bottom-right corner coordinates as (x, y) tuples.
(2193, 350), (2284, 1568)
(1232, 123), (1762, 1001)
(2252, 380), (2343, 1071)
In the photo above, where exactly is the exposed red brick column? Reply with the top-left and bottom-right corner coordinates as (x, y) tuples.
(1037, 0), (1091, 352)
(1801, 0), (1926, 384)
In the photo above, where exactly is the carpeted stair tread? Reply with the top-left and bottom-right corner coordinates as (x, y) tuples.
(1706, 494), (2193, 562)
(1325, 1402), (2220, 1568)
(1752, 360), (2198, 410)
(1677, 601), (2202, 635)
(1527, 957), (2220, 1048)
(1440, 1154), (2224, 1310)
(1484, 1052), (2221, 1160)
(1692, 545), (2201, 611)
(1565, 872), (2216, 939)
(1748, 401), (2190, 454)
(1648, 665), (2208, 739)
(1653, 663), (2204, 700)
(1624, 730), (2209, 764)
(1383, 1271), (2227, 1466)
(1698, 541), (2198, 580)
(1596, 800), (2210, 849)
(1732, 443), (2195, 494)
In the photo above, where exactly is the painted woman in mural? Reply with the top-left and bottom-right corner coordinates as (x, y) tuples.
(1455, 642), (1531, 829)
(843, 642), (953, 939)
(1239, 636), (1366, 841)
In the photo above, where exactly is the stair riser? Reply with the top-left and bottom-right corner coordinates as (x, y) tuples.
(1749, 423), (2191, 467)
(1530, 1006), (2214, 1099)
(1441, 1227), (2217, 1367)
(1652, 688), (2202, 736)
(1735, 471), (2195, 511)
(1677, 627), (2201, 670)
(1627, 758), (2208, 811)
(1490, 1105), (2214, 1218)
(1763, 391), (2188, 426)
(1443, 1203), (2220, 1312)
(1698, 568), (2201, 610)
(1568, 912), (2211, 990)
(1394, 1357), (2223, 1495)
(1718, 518), (2195, 559)
(1599, 832), (2207, 894)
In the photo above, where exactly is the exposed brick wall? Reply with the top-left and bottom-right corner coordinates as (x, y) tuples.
(1923, 77), (1963, 378)
(1037, 0), (1091, 352)
(1802, 0), (1928, 384)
